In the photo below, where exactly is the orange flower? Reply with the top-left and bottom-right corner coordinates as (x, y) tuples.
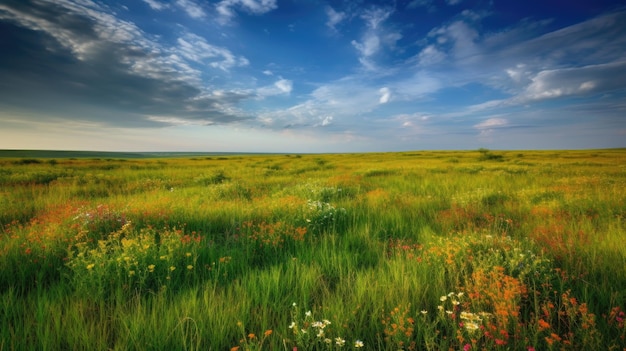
(264, 330), (273, 337)
(538, 319), (550, 331)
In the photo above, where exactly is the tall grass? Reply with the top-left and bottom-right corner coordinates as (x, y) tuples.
(1, 150), (625, 350)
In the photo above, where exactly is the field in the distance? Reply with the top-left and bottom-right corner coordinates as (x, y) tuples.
(1, 149), (625, 350)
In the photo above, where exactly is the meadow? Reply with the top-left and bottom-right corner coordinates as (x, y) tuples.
(0, 149), (624, 350)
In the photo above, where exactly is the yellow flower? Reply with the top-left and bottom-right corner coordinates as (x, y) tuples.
(187, 265), (193, 270)
(129, 270), (135, 276)
(148, 264), (156, 272)
(86, 263), (95, 270)
(170, 266), (176, 271)
(185, 252), (192, 257)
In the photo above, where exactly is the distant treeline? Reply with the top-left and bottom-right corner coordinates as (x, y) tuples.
(0, 150), (279, 159)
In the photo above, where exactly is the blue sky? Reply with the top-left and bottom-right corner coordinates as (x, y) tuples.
(0, 0), (624, 152)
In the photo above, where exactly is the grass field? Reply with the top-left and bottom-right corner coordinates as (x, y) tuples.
(1, 149), (625, 350)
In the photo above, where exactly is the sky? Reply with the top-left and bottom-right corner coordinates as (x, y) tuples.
(0, 0), (625, 153)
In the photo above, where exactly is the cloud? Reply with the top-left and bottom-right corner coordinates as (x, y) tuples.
(176, 0), (205, 18)
(257, 79), (293, 97)
(0, 0), (254, 127)
(177, 33), (249, 71)
(216, 0), (277, 24)
(142, 0), (168, 11)
(467, 61), (626, 113)
(416, 45), (446, 66)
(350, 7), (400, 70)
(325, 6), (346, 32)
(520, 61), (626, 102)
(379, 87), (391, 104)
(428, 20), (479, 61)
(474, 118), (507, 129)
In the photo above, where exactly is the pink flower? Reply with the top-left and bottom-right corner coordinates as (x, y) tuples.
(527, 347), (536, 351)
(463, 344), (471, 351)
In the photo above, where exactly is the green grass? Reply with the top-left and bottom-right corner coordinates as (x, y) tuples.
(1, 150), (625, 350)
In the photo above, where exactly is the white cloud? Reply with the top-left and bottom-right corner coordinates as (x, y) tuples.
(275, 79), (293, 94)
(446, 0), (462, 5)
(351, 7), (399, 70)
(176, 0), (205, 19)
(142, 0), (168, 11)
(474, 118), (507, 129)
(216, 0), (277, 23)
(176, 33), (249, 71)
(416, 45), (446, 66)
(360, 7), (392, 30)
(379, 87), (391, 104)
(257, 79), (293, 97)
(431, 20), (479, 61)
(325, 6), (346, 31)
(318, 115), (333, 127)
(520, 61), (626, 102)
(352, 34), (380, 58)
(392, 72), (442, 100)
(262, 70), (273, 75)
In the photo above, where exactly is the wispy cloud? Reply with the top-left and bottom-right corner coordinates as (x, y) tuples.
(257, 79), (293, 97)
(351, 7), (400, 70)
(0, 0), (254, 127)
(176, 0), (205, 19)
(325, 6), (346, 32)
(142, 0), (168, 11)
(215, 0), (277, 24)
(177, 33), (249, 71)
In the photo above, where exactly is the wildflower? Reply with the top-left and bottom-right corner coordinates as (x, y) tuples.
(293, 302), (297, 307)
(421, 310), (428, 315)
(335, 337), (345, 346)
(148, 264), (156, 272)
(248, 333), (255, 339)
(463, 344), (471, 351)
(324, 338), (332, 344)
(440, 296), (448, 302)
(527, 347), (536, 351)
(323, 319), (331, 326)
(128, 270), (135, 276)
(264, 330), (272, 337)
(354, 340), (364, 348)
(170, 266), (176, 271)
(452, 300), (460, 306)
(230, 347), (240, 351)
(464, 322), (480, 332)
(437, 305), (444, 311)
(86, 263), (95, 270)
(160, 255), (167, 260)
(289, 322), (296, 329)
(312, 321), (325, 328)
(187, 265), (193, 270)
(305, 310), (312, 317)
(537, 319), (550, 331)
(186, 252), (192, 257)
